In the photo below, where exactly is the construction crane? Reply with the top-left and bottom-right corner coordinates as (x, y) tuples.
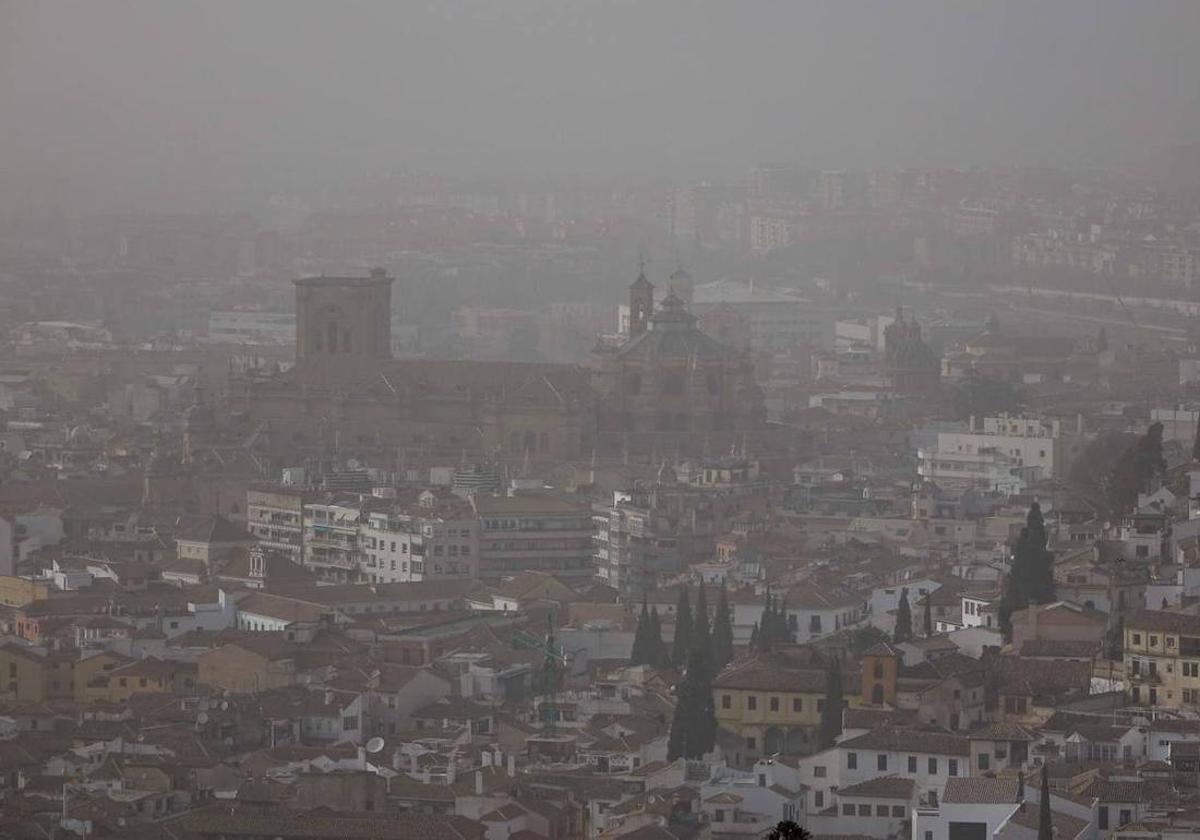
(512, 613), (570, 724)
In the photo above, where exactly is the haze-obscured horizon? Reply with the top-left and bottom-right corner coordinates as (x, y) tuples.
(3, 0), (1200, 213)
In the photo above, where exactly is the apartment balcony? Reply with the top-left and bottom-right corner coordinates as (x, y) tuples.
(305, 550), (361, 570)
(1127, 668), (1162, 685)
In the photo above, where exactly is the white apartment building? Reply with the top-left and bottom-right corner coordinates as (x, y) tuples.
(302, 499), (364, 584)
(246, 484), (307, 564)
(361, 493), (478, 584)
(918, 414), (1086, 490)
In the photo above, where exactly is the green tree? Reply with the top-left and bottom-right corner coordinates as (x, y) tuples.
(630, 597), (650, 665)
(755, 590), (775, 652)
(672, 587), (693, 668)
(1192, 411), (1200, 462)
(1038, 766), (1052, 840)
(749, 622), (760, 651)
(850, 626), (889, 656)
(712, 584), (735, 670)
(666, 645), (718, 760)
(649, 607), (670, 668)
(952, 374), (1022, 421)
(893, 588), (912, 644)
(692, 581), (712, 669)
(1106, 422), (1166, 514)
(818, 656), (843, 750)
(766, 821), (811, 840)
(999, 502), (1057, 642)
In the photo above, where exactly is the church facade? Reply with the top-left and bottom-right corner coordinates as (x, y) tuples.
(235, 268), (769, 465)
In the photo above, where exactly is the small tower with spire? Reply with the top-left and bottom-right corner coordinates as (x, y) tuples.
(629, 263), (654, 338)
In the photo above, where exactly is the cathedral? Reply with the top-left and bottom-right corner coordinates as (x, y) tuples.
(589, 269), (765, 458)
(234, 267), (770, 466)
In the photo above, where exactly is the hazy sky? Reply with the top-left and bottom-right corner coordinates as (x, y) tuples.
(3, 0), (1199, 211)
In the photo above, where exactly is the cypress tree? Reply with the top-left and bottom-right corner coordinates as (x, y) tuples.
(779, 595), (794, 643)
(649, 607), (669, 668)
(893, 588), (912, 644)
(749, 622), (760, 651)
(1037, 766), (1052, 840)
(999, 502), (1056, 642)
(923, 592), (933, 637)
(712, 584), (734, 670)
(693, 581), (712, 664)
(631, 597), (650, 665)
(672, 587), (693, 668)
(1192, 411), (1200, 463)
(666, 645), (718, 760)
(756, 590), (774, 652)
(818, 656), (843, 750)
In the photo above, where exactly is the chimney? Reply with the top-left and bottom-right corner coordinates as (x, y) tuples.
(507, 754), (516, 778)
(475, 770), (484, 796)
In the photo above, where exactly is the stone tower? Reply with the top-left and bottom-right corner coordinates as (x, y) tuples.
(628, 269), (654, 338)
(295, 268), (393, 384)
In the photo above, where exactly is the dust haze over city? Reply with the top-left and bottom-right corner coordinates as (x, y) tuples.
(6, 2), (1200, 838)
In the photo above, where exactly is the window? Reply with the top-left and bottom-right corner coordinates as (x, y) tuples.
(813, 766), (826, 778)
(746, 736), (756, 750)
(342, 715), (359, 731)
(1168, 637), (1176, 649)
(949, 759), (958, 776)
(978, 753), (989, 770)
(847, 752), (857, 769)
(770, 697), (780, 712)
(858, 805), (872, 816)
(793, 698), (803, 712)
(1099, 807), (1108, 830)
(842, 804), (855, 816)
(925, 833), (934, 840)
(892, 806), (906, 818)
(748, 696), (757, 710)
(714, 809), (725, 823)
(1150, 636), (1159, 647)
(758, 774), (766, 787)
(877, 754), (888, 771)
(908, 756), (917, 773)
(877, 805), (890, 816)
(928, 758), (938, 774)
(1133, 633), (1142, 645)
(1120, 809), (1131, 826)
(814, 791), (824, 808)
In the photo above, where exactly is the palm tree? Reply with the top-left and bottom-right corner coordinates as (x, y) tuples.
(766, 821), (811, 840)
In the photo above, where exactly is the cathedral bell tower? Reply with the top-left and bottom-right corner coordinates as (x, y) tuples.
(294, 268), (393, 385)
(628, 268), (654, 338)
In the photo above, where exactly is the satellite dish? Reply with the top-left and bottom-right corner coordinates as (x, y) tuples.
(196, 712), (209, 726)
(365, 737), (385, 754)
(220, 700), (229, 711)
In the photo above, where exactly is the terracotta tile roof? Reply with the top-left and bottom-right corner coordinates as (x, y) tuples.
(942, 777), (1021, 804)
(836, 775), (916, 799)
(839, 726), (970, 757)
(711, 654), (826, 693)
(1125, 608), (1200, 636)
